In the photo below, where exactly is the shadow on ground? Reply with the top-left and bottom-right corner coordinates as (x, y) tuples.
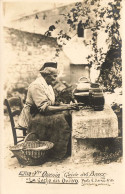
(78, 138), (122, 164)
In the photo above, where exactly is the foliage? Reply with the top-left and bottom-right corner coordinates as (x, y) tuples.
(97, 0), (122, 91)
(45, 0), (122, 91)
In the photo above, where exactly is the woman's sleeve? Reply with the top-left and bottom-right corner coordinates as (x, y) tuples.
(29, 84), (51, 113)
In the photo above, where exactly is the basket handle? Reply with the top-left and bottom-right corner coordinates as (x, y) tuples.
(24, 132), (39, 143)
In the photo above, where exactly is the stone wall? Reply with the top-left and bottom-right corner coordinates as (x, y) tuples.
(3, 27), (70, 98)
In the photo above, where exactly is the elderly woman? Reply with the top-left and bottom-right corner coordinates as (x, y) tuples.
(19, 64), (78, 159)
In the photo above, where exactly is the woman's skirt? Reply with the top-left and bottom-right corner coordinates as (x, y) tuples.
(28, 111), (72, 160)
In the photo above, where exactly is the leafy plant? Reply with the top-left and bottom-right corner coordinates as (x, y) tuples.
(45, 0), (122, 91)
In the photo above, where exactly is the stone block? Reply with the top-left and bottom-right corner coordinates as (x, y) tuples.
(71, 138), (97, 163)
(71, 105), (118, 163)
(72, 105), (118, 138)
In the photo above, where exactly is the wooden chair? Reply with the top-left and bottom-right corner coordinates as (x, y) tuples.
(4, 97), (27, 145)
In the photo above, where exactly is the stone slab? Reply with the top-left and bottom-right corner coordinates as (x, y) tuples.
(72, 105), (118, 138)
(71, 138), (96, 164)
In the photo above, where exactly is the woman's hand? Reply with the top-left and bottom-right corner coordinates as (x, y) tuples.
(67, 103), (79, 111)
(45, 103), (79, 113)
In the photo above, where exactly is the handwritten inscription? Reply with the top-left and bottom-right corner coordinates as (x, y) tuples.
(18, 170), (114, 186)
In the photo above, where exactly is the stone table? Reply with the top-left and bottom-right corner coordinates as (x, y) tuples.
(71, 105), (118, 163)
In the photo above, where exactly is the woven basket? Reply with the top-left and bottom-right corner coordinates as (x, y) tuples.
(9, 132), (54, 166)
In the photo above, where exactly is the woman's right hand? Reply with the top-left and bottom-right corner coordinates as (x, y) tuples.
(67, 104), (79, 111)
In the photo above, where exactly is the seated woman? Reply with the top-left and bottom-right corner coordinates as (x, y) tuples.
(19, 63), (78, 159)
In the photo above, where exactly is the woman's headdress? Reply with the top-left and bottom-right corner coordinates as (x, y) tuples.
(39, 62), (57, 72)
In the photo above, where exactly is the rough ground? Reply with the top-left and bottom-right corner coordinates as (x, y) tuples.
(2, 100), (124, 194)
(3, 91), (122, 167)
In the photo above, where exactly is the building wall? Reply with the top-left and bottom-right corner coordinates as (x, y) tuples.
(70, 64), (90, 85)
(3, 27), (70, 97)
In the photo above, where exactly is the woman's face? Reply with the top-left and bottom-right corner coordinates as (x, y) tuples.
(45, 74), (57, 86)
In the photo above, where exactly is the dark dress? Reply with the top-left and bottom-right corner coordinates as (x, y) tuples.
(19, 75), (72, 159)
(28, 111), (71, 159)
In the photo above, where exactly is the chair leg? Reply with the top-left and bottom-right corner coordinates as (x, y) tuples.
(23, 129), (27, 136)
(14, 135), (17, 145)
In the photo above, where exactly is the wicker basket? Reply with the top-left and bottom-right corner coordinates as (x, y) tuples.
(9, 132), (54, 166)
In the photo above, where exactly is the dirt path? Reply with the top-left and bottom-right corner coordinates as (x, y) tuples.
(1, 115), (124, 194)
(3, 114), (122, 168)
